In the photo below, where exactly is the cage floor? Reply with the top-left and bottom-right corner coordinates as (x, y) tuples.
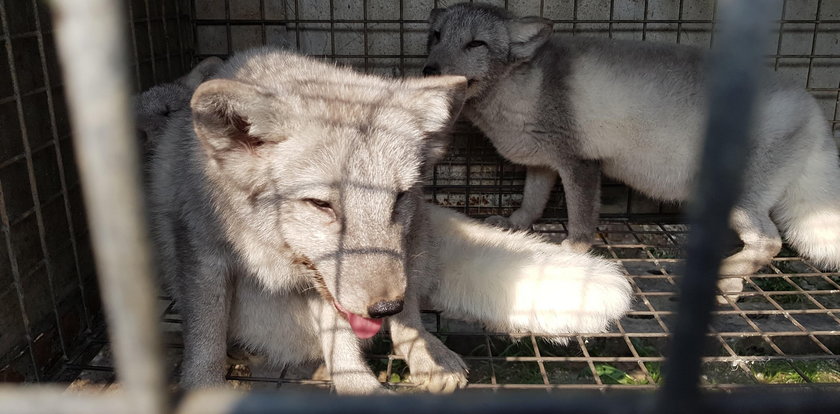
(51, 220), (840, 393)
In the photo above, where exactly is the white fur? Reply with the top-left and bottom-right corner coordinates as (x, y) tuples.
(773, 116), (840, 270)
(568, 55), (704, 201)
(425, 205), (632, 341)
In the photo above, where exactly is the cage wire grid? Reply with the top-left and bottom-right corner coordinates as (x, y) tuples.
(53, 220), (840, 392)
(0, 0), (839, 398)
(191, 0), (840, 219)
(0, 0), (193, 382)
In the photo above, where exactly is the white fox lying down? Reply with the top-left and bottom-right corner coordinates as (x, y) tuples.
(136, 47), (632, 394)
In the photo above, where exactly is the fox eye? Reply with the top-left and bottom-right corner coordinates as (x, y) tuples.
(304, 198), (332, 211)
(465, 40), (486, 49)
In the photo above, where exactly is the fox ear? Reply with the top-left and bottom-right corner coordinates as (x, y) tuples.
(429, 7), (445, 24)
(190, 79), (285, 154)
(403, 75), (467, 162)
(507, 16), (553, 61)
(403, 75), (466, 134)
(180, 56), (224, 89)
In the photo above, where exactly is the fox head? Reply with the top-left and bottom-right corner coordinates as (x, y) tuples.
(135, 81), (192, 147)
(135, 57), (223, 148)
(190, 49), (466, 333)
(423, 3), (553, 99)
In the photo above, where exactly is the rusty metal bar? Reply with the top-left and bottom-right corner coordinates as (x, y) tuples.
(174, 389), (840, 414)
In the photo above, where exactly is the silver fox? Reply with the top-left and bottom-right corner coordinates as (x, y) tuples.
(144, 46), (631, 394)
(134, 56), (223, 151)
(423, 3), (840, 299)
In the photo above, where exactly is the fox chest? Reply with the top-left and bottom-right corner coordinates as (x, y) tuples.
(466, 83), (551, 166)
(228, 276), (324, 364)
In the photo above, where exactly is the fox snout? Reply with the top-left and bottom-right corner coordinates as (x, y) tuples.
(367, 299), (404, 318)
(332, 251), (408, 317)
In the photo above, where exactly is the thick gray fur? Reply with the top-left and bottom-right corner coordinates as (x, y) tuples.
(134, 56), (224, 151)
(144, 46), (632, 394)
(425, 3), (840, 299)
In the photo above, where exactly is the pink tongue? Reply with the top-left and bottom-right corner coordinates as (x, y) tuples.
(345, 312), (383, 339)
(334, 303), (383, 339)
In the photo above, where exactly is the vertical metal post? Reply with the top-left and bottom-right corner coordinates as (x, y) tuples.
(47, 1), (166, 414)
(656, 0), (776, 412)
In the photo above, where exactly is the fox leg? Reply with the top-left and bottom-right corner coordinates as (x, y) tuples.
(485, 166), (556, 230)
(717, 207), (782, 304)
(315, 303), (388, 394)
(389, 292), (467, 393)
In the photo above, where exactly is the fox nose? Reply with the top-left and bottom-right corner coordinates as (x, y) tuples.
(367, 299), (404, 318)
(422, 65), (440, 77)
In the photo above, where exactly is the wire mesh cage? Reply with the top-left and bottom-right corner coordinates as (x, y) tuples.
(0, 0), (839, 404)
(0, 0), (94, 383)
(189, 0), (840, 220)
(52, 223), (840, 392)
(0, 0), (193, 383)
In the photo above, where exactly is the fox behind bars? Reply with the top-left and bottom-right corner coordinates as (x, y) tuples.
(134, 56), (223, 152)
(423, 3), (840, 299)
(145, 47), (631, 394)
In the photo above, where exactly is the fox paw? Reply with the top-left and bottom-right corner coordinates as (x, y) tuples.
(406, 338), (468, 393)
(332, 375), (393, 395)
(484, 215), (513, 229)
(560, 239), (592, 254)
(716, 277), (744, 305)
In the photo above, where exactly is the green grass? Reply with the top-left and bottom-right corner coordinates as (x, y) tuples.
(588, 363), (662, 385)
(469, 338), (670, 386)
(367, 330), (840, 389)
(647, 247), (682, 260)
(495, 362), (546, 384)
(751, 277), (805, 305)
(753, 277), (794, 292)
(630, 338), (661, 358)
(386, 358), (840, 387)
(751, 361), (840, 384)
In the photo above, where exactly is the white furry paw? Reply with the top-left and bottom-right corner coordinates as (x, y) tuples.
(406, 338), (468, 393)
(716, 277), (744, 305)
(484, 215), (514, 229)
(332, 376), (392, 395)
(560, 239), (592, 254)
(367, 386), (396, 395)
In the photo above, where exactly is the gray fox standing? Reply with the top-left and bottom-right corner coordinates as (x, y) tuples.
(424, 3), (840, 299)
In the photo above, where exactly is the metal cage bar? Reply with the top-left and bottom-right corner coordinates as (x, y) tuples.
(28, 0), (93, 336)
(0, 0), (839, 413)
(184, 0), (840, 220)
(6, 1), (168, 414)
(657, 1), (775, 411)
(0, 0), (68, 364)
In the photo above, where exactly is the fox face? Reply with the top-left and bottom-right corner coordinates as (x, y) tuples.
(190, 51), (465, 335)
(135, 81), (192, 147)
(135, 57), (223, 148)
(423, 3), (553, 99)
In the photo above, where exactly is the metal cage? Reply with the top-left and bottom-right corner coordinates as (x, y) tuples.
(0, 0), (839, 413)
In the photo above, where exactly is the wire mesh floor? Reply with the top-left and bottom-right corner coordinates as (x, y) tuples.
(51, 220), (840, 393)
